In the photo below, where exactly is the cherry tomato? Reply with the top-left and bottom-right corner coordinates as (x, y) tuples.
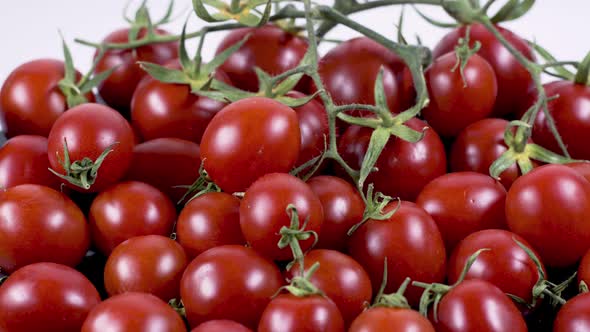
(0, 262), (100, 332)
(201, 97), (301, 193)
(578, 248), (590, 292)
(258, 293), (345, 332)
(567, 161), (590, 183)
(433, 23), (535, 117)
(216, 24), (308, 92)
(306, 176), (364, 251)
(339, 118), (446, 201)
(0, 135), (60, 190)
(347, 201), (446, 307)
(94, 28), (178, 114)
(177, 192), (245, 259)
(288, 91), (329, 167)
(349, 306), (435, 332)
(180, 245), (283, 329)
(240, 173), (323, 261)
(0, 184), (89, 274)
(553, 291), (590, 332)
(416, 172), (507, 252)
(81, 292), (186, 332)
(89, 181), (177, 256)
(0, 59), (95, 137)
(191, 320), (253, 332)
(506, 164), (590, 267)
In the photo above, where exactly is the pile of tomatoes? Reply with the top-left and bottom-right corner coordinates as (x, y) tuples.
(1, 1), (590, 332)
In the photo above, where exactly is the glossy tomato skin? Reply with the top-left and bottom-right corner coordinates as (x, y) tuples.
(47, 103), (135, 192)
(89, 181), (177, 256)
(0, 59), (95, 137)
(416, 172), (507, 252)
(422, 52), (497, 137)
(216, 24), (308, 92)
(553, 292), (590, 332)
(81, 292), (186, 332)
(0, 184), (89, 274)
(180, 245), (283, 329)
(288, 91), (329, 167)
(94, 28), (178, 114)
(433, 23), (535, 117)
(240, 173), (323, 261)
(0, 135), (60, 190)
(125, 137), (201, 203)
(347, 201), (446, 307)
(257, 294), (345, 332)
(191, 320), (253, 332)
(307, 176), (364, 251)
(339, 118), (447, 201)
(177, 192), (245, 259)
(349, 307), (435, 332)
(506, 164), (590, 267)
(286, 249), (372, 327)
(578, 248), (590, 292)
(0, 263), (100, 332)
(567, 162), (590, 183)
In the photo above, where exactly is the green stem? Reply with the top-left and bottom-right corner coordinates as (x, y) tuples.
(574, 50), (590, 85)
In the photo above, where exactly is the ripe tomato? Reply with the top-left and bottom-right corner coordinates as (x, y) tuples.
(0, 184), (89, 274)
(191, 320), (253, 332)
(288, 91), (329, 167)
(180, 245), (283, 329)
(177, 192), (245, 259)
(578, 248), (590, 292)
(201, 97), (301, 193)
(567, 162), (590, 183)
(347, 201), (446, 306)
(433, 23), (535, 116)
(81, 292), (186, 332)
(94, 28), (178, 114)
(349, 307), (435, 332)
(89, 181), (177, 256)
(506, 164), (590, 267)
(257, 294), (345, 332)
(240, 173), (323, 261)
(416, 172), (507, 252)
(216, 24), (308, 92)
(553, 292), (590, 332)
(0, 263), (100, 332)
(339, 118), (446, 201)
(0, 59), (94, 137)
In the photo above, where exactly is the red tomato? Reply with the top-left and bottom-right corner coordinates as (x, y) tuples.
(0, 263), (100, 332)
(191, 320), (253, 332)
(81, 292), (186, 332)
(0, 184), (89, 274)
(216, 24), (308, 92)
(506, 164), (590, 267)
(416, 172), (507, 252)
(553, 292), (590, 332)
(433, 23), (535, 117)
(0, 59), (94, 137)
(89, 181), (177, 256)
(176, 192), (245, 259)
(240, 173), (323, 261)
(578, 248), (590, 292)
(349, 307), (435, 332)
(288, 91), (329, 167)
(567, 162), (590, 183)
(347, 201), (446, 306)
(180, 245), (283, 329)
(201, 97), (301, 193)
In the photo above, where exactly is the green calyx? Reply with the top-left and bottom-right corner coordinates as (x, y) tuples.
(574, 49), (590, 86)
(279, 204), (319, 272)
(452, 26), (481, 87)
(125, 0), (177, 43)
(193, 0), (273, 27)
(176, 159), (221, 205)
(347, 184), (398, 236)
(372, 259), (412, 309)
(168, 298), (186, 317)
(437, 0), (535, 25)
(283, 262), (325, 298)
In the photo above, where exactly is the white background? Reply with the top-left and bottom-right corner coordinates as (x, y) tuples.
(0, 1), (588, 83)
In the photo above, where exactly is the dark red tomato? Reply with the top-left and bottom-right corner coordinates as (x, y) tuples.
(433, 23), (535, 117)
(286, 249), (372, 327)
(47, 103), (135, 192)
(448, 229), (545, 312)
(258, 294), (345, 332)
(578, 248), (590, 292)
(201, 97), (301, 193)
(553, 292), (590, 332)
(89, 181), (177, 256)
(180, 245), (283, 329)
(191, 320), (253, 332)
(288, 91), (329, 167)
(349, 307), (435, 332)
(81, 292), (186, 332)
(347, 201), (446, 307)
(567, 162), (590, 183)
(416, 172), (507, 252)
(0, 59), (95, 137)
(433, 279), (527, 331)
(307, 176), (364, 251)
(506, 164), (590, 267)
(94, 28), (178, 114)
(339, 118), (446, 201)
(177, 192), (245, 258)
(0, 135), (60, 190)
(240, 173), (323, 261)
(125, 137), (201, 203)
(422, 52), (497, 137)
(104, 235), (188, 301)
(216, 24), (308, 92)
(0, 184), (89, 274)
